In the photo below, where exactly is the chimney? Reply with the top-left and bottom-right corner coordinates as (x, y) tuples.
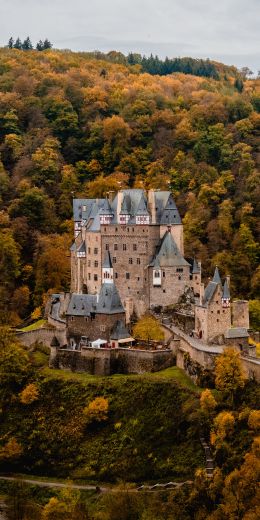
(147, 189), (156, 224)
(116, 190), (123, 222)
(200, 283), (204, 305)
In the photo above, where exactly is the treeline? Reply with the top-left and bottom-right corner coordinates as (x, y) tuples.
(7, 36), (52, 51)
(0, 47), (259, 325)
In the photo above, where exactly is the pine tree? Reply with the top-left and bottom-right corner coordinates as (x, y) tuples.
(36, 40), (44, 51)
(22, 36), (33, 50)
(8, 37), (14, 49)
(14, 38), (22, 50)
(43, 39), (52, 50)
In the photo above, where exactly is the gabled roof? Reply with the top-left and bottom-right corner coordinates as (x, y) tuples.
(160, 194), (182, 225)
(135, 193), (150, 215)
(103, 250), (113, 269)
(110, 320), (131, 340)
(66, 294), (97, 316)
(151, 231), (190, 267)
(212, 266), (222, 285)
(96, 283), (124, 314)
(222, 278), (230, 299)
(120, 195), (130, 215)
(192, 258), (200, 274)
(99, 198), (113, 215)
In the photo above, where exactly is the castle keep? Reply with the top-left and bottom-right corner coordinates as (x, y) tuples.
(71, 189), (200, 315)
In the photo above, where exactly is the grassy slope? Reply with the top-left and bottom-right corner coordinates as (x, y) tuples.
(1, 368), (203, 483)
(18, 320), (47, 331)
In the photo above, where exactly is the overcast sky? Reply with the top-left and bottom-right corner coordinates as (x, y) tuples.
(0, 0), (259, 71)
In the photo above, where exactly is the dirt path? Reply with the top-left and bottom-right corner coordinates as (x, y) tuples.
(0, 475), (192, 493)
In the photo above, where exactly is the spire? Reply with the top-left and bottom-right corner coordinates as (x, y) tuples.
(212, 266), (221, 285)
(192, 258), (200, 274)
(103, 250), (113, 269)
(222, 278), (230, 300)
(102, 251), (113, 283)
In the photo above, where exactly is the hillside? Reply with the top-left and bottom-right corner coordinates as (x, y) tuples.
(0, 47), (259, 326)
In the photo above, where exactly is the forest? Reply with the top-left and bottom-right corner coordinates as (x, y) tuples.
(0, 47), (259, 326)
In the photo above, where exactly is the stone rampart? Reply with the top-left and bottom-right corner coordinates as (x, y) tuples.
(50, 347), (174, 376)
(16, 327), (67, 348)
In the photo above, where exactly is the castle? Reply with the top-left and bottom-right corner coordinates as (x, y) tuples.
(71, 189), (201, 317)
(68, 188), (250, 347)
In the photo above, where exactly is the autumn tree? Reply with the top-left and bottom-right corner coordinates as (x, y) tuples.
(20, 383), (39, 404)
(215, 348), (246, 405)
(83, 396), (109, 422)
(133, 315), (164, 347)
(0, 327), (29, 404)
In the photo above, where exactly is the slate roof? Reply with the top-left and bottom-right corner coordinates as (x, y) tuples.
(192, 258), (200, 274)
(151, 231), (190, 268)
(159, 194), (182, 225)
(66, 294), (97, 316)
(135, 193), (150, 215)
(103, 250), (113, 268)
(202, 282), (218, 306)
(212, 266), (222, 285)
(77, 241), (86, 253)
(110, 320), (131, 340)
(99, 198), (113, 215)
(96, 283), (124, 314)
(222, 278), (230, 299)
(225, 327), (249, 339)
(70, 241), (77, 251)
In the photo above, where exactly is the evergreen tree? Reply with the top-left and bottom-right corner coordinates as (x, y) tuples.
(43, 38), (52, 50)
(234, 77), (244, 92)
(8, 37), (14, 49)
(14, 37), (22, 49)
(22, 36), (33, 50)
(36, 40), (44, 51)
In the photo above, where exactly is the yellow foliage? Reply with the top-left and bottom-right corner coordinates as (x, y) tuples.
(248, 410), (260, 431)
(215, 348), (246, 402)
(200, 389), (217, 414)
(83, 396), (109, 422)
(133, 315), (164, 346)
(0, 437), (23, 461)
(20, 383), (39, 404)
(213, 411), (235, 441)
(31, 306), (42, 321)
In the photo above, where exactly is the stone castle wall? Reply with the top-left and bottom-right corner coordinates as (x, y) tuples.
(16, 327), (67, 348)
(50, 346), (174, 376)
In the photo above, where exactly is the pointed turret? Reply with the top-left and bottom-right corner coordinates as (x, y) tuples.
(222, 277), (231, 308)
(192, 258), (201, 274)
(212, 266), (222, 285)
(102, 251), (113, 283)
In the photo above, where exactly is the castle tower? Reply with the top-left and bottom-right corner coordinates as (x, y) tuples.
(192, 258), (201, 297)
(222, 277), (230, 308)
(102, 251), (113, 284)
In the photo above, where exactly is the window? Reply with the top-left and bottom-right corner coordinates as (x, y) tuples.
(217, 310), (220, 314)
(163, 271), (165, 278)
(178, 275), (182, 280)
(113, 257), (117, 263)
(71, 316), (74, 321)
(94, 260), (98, 268)
(88, 273), (91, 280)
(133, 244), (137, 251)
(105, 244), (109, 250)
(154, 270), (161, 278)
(88, 247), (91, 254)
(114, 244), (118, 250)
(123, 244), (127, 251)
(137, 258), (140, 265)
(94, 247), (98, 255)
(115, 227), (118, 231)
(94, 274), (98, 281)
(100, 325), (105, 332)
(129, 258), (133, 264)
(88, 260), (91, 267)
(177, 268), (183, 273)
(163, 289), (166, 293)
(82, 205), (86, 211)
(115, 272), (118, 278)
(126, 273), (130, 279)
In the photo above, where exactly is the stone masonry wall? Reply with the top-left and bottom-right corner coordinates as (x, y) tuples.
(16, 327), (67, 348)
(67, 312), (125, 344)
(50, 347), (174, 375)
